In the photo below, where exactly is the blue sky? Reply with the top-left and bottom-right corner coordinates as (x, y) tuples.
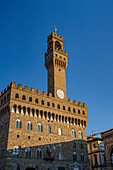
(0, 0), (113, 136)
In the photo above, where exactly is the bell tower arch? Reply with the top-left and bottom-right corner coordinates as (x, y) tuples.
(45, 29), (68, 100)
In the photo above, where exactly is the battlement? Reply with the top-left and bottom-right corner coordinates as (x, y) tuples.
(47, 31), (63, 42)
(6, 82), (86, 108)
(0, 84), (11, 97)
(0, 82), (87, 108)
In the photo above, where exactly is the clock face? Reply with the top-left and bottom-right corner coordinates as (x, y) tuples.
(56, 89), (65, 99)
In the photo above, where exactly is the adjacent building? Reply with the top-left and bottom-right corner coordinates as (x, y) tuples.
(101, 129), (113, 170)
(87, 136), (107, 170)
(0, 30), (89, 170)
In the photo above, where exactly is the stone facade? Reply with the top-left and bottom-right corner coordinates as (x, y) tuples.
(87, 137), (107, 170)
(101, 129), (113, 170)
(0, 30), (89, 170)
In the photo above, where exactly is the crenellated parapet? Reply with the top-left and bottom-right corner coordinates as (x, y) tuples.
(0, 84), (11, 97)
(9, 82), (87, 108)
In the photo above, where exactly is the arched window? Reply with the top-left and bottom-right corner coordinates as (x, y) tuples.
(37, 124), (43, 132)
(41, 100), (44, 105)
(36, 149), (42, 159)
(22, 95), (26, 100)
(80, 143), (83, 149)
(73, 152), (77, 161)
(29, 97), (32, 102)
(47, 102), (50, 106)
(47, 126), (51, 133)
(16, 120), (21, 129)
(13, 146), (19, 157)
(55, 41), (61, 50)
(35, 98), (38, 103)
(15, 93), (19, 98)
(58, 128), (62, 135)
(71, 130), (76, 137)
(27, 122), (32, 130)
(25, 148), (31, 158)
(57, 104), (60, 109)
(79, 131), (83, 139)
(81, 154), (84, 162)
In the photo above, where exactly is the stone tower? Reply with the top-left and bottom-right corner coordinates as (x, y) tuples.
(45, 29), (68, 100)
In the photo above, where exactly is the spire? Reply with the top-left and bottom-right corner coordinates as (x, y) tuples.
(54, 26), (57, 34)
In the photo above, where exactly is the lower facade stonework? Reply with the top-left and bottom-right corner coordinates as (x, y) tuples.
(0, 140), (89, 170)
(0, 157), (89, 170)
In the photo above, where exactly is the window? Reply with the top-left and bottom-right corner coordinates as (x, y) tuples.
(47, 102), (50, 106)
(27, 122), (32, 130)
(13, 147), (19, 157)
(16, 120), (21, 129)
(22, 95), (26, 100)
(47, 126), (51, 133)
(29, 97), (32, 102)
(55, 41), (61, 50)
(94, 154), (98, 165)
(79, 131), (83, 139)
(73, 143), (76, 148)
(68, 107), (71, 111)
(73, 108), (76, 113)
(59, 152), (63, 160)
(78, 110), (80, 114)
(80, 143), (83, 149)
(57, 104), (60, 109)
(71, 130), (76, 137)
(37, 124), (43, 132)
(25, 148), (31, 158)
(63, 106), (65, 110)
(35, 98), (38, 103)
(15, 93), (19, 98)
(52, 103), (55, 107)
(42, 100), (44, 105)
(73, 152), (77, 161)
(36, 149), (42, 159)
(82, 111), (85, 115)
(81, 154), (84, 162)
(58, 128), (62, 135)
